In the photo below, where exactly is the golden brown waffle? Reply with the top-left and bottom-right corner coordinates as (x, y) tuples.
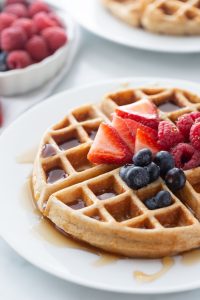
(101, 0), (145, 26)
(102, 0), (200, 35)
(142, 0), (200, 35)
(34, 86), (200, 258)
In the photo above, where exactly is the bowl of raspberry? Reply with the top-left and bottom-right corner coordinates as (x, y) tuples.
(0, 0), (72, 96)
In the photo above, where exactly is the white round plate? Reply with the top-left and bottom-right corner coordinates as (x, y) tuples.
(1, 78), (200, 294)
(63, 0), (200, 53)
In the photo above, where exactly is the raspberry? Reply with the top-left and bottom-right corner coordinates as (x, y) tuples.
(33, 12), (57, 32)
(190, 122), (200, 151)
(176, 112), (200, 140)
(1, 26), (27, 51)
(158, 121), (184, 150)
(176, 114), (194, 140)
(171, 143), (200, 170)
(48, 12), (64, 28)
(0, 12), (17, 32)
(26, 35), (49, 61)
(13, 18), (36, 38)
(42, 27), (67, 52)
(195, 117), (200, 124)
(7, 50), (32, 69)
(190, 112), (200, 121)
(5, 0), (27, 4)
(4, 4), (28, 18)
(28, 1), (50, 17)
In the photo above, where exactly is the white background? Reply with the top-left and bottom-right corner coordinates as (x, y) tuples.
(1, 27), (200, 299)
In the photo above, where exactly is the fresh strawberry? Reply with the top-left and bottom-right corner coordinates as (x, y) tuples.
(87, 123), (132, 164)
(112, 114), (135, 153)
(124, 118), (158, 141)
(116, 99), (159, 129)
(135, 128), (160, 155)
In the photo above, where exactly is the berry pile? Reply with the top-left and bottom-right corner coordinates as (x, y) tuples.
(0, 0), (67, 71)
(88, 99), (161, 164)
(119, 148), (160, 189)
(169, 112), (200, 170)
(119, 149), (186, 211)
(119, 149), (186, 192)
(88, 99), (200, 173)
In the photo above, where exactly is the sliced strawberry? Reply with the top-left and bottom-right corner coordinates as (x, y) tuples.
(125, 118), (158, 141)
(116, 99), (159, 129)
(135, 128), (160, 155)
(87, 123), (132, 164)
(112, 114), (135, 153)
(0, 101), (3, 127)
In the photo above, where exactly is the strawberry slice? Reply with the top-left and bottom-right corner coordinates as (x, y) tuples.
(87, 123), (132, 164)
(112, 114), (135, 153)
(125, 118), (158, 141)
(116, 99), (159, 129)
(135, 128), (160, 155)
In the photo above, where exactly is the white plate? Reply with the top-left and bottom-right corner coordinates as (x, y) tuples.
(64, 0), (200, 53)
(1, 77), (200, 294)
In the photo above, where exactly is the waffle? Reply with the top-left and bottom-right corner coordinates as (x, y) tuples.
(102, 0), (200, 35)
(34, 86), (200, 258)
(101, 0), (145, 26)
(142, 0), (200, 35)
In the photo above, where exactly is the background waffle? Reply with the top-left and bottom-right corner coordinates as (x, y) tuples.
(102, 0), (200, 35)
(142, 0), (200, 35)
(34, 86), (200, 258)
(101, 0), (145, 27)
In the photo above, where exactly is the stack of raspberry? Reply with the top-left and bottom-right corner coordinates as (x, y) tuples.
(158, 112), (200, 170)
(0, 0), (68, 70)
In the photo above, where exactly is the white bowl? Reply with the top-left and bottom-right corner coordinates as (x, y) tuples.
(0, 11), (74, 96)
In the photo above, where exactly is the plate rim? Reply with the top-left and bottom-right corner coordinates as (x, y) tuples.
(64, 0), (200, 54)
(2, 77), (200, 294)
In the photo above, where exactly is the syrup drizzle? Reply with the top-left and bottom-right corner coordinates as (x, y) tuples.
(134, 257), (174, 283)
(16, 146), (38, 164)
(158, 102), (180, 112)
(181, 249), (200, 265)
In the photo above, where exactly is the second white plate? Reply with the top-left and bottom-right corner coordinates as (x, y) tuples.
(64, 0), (200, 53)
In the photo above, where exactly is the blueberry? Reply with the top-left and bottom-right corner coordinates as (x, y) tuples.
(133, 148), (152, 166)
(144, 191), (172, 210)
(145, 162), (160, 183)
(0, 52), (8, 72)
(155, 191), (172, 208)
(144, 197), (159, 210)
(126, 166), (150, 189)
(165, 168), (186, 191)
(119, 164), (133, 181)
(154, 151), (175, 176)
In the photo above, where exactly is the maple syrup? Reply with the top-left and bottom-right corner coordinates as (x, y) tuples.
(42, 144), (57, 158)
(16, 146), (38, 164)
(58, 138), (81, 151)
(134, 257), (174, 282)
(46, 168), (67, 184)
(158, 102), (180, 112)
(181, 249), (200, 265)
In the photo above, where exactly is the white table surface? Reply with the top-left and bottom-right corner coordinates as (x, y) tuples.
(1, 28), (200, 299)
